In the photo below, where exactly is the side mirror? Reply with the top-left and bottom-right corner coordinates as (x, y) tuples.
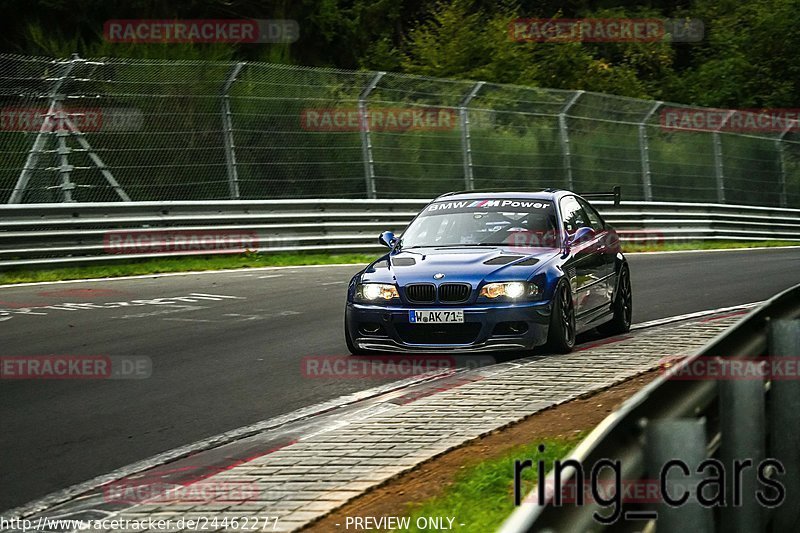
(568, 226), (595, 246)
(378, 231), (396, 249)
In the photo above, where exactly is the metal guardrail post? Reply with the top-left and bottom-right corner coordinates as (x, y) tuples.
(8, 55), (79, 204)
(646, 419), (713, 533)
(776, 122), (794, 209)
(719, 359), (766, 533)
(639, 102), (662, 202)
(222, 62), (245, 200)
(558, 91), (583, 191)
(768, 319), (800, 532)
(712, 111), (735, 204)
(459, 82), (484, 190)
(358, 72), (385, 199)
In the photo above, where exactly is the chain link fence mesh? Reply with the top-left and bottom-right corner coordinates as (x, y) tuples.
(0, 53), (798, 206)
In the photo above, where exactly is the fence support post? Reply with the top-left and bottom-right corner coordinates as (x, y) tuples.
(62, 116), (131, 202)
(645, 419), (713, 533)
(359, 71), (385, 199)
(222, 62), (244, 200)
(776, 122), (793, 208)
(8, 55), (79, 204)
(719, 358), (766, 533)
(768, 319), (800, 532)
(55, 129), (75, 202)
(558, 91), (583, 191)
(712, 111), (735, 204)
(459, 82), (484, 191)
(639, 101), (661, 202)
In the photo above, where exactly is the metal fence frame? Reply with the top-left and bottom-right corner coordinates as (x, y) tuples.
(2, 53), (799, 206)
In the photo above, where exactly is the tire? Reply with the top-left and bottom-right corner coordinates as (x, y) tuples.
(597, 264), (632, 336)
(344, 316), (369, 355)
(546, 280), (576, 353)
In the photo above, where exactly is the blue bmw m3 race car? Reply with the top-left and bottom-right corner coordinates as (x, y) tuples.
(345, 188), (632, 354)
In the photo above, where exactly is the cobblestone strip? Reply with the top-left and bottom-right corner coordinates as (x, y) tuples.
(106, 317), (737, 532)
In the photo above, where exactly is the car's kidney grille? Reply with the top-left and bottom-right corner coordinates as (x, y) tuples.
(438, 283), (471, 303)
(406, 284), (435, 303)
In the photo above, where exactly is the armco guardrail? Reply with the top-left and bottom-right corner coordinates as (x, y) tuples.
(0, 199), (799, 268)
(500, 283), (800, 533)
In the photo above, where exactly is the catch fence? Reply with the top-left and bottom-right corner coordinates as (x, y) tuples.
(1, 54), (798, 206)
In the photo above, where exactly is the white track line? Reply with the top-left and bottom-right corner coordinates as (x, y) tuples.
(631, 302), (761, 330)
(627, 245), (800, 256)
(0, 263), (364, 289)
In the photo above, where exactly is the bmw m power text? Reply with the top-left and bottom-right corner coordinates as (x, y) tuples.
(345, 189), (632, 354)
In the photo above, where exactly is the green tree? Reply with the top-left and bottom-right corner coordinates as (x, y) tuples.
(673, 0), (800, 107)
(400, 1), (677, 98)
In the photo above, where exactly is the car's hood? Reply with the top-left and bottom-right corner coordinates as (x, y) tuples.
(361, 246), (560, 285)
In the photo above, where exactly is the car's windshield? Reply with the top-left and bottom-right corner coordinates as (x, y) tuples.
(401, 198), (559, 248)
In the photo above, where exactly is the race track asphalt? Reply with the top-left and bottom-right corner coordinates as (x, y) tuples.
(1, 247), (798, 510)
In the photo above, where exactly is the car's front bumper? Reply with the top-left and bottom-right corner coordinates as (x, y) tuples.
(346, 300), (552, 353)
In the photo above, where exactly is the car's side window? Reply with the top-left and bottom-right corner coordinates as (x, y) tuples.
(559, 196), (589, 234)
(576, 197), (605, 231)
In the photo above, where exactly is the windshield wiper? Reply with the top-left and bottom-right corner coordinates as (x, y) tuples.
(431, 243), (504, 248)
(405, 242), (507, 249)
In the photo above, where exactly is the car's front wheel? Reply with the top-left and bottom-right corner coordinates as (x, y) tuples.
(546, 280), (576, 353)
(598, 264), (632, 336)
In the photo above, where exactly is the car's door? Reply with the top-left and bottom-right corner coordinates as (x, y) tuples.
(577, 196), (616, 307)
(559, 195), (606, 315)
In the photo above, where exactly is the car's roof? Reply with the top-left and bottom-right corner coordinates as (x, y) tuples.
(432, 189), (570, 202)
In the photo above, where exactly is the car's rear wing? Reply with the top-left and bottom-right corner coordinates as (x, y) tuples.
(581, 185), (621, 206)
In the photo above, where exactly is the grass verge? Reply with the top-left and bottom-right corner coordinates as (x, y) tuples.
(401, 435), (584, 532)
(0, 252), (375, 284)
(1, 240), (797, 285)
(621, 239), (800, 252)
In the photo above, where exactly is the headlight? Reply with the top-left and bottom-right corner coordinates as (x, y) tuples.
(479, 281), (539, 300)
(356, 283), (399, 302)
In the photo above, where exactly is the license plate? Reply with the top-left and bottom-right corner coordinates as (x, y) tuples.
(409, 310), (464, 324)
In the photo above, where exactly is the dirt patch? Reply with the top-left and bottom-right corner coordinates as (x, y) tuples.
(303, 370), (659, 531)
